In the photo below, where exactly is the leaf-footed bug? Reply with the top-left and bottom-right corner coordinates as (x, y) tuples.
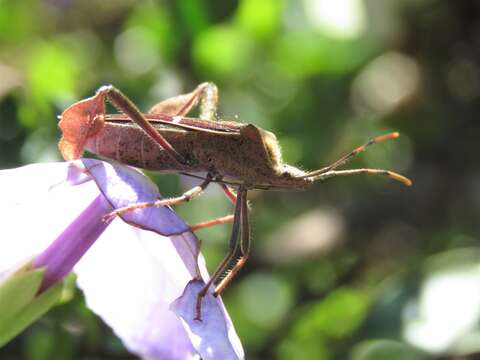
(58, 82), (411, 320)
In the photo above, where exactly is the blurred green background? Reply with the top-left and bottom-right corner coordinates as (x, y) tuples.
(1, 0), (480, 359)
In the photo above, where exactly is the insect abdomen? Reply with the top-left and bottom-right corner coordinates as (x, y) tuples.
(84, 122), (202, 172)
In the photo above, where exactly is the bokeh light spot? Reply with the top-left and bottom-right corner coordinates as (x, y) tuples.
(304, 0), (366, 39)
(237, 272), (294, 328)
(114, 27), (161, 75)
(193, 25), (254, 78)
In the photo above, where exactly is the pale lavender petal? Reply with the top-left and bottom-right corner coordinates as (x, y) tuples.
(0, 160), (244, 359)
(172, 280), (245, 360)
(0, 161), (91, 205)
(171, 280), (245, 360)
(32, 195), (112, 289)
(81, 159), (192, 236)
(81, 158), (201, 278)
(170, 232), (205, 281)
(75, 219), (197, 359)
(0, 162), (100, 274)
(77, 160), (244, 358)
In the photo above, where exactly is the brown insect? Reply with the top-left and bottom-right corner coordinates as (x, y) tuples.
(58, 82), (411, 319)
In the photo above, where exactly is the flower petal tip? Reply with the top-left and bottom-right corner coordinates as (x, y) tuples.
(171, 279), (245, 360)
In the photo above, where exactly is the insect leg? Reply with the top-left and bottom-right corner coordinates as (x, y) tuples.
(190, 214), (234, 231)
(105, 175), (213, 219)
(148, 82), (218, 118)
(220, 183), (237, 204)
(96, 85), (188, 166)
(213, 188), (250, 296)
(198, 82), (218, 121)
(313, 168), (412, 186)
(195, 187), (247, 320)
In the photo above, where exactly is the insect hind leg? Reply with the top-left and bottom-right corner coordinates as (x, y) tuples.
(195, 188), (249, 320)
(97, 85), (188, 166)
(148, 82), (219, 120)
(198, 82), (218, 121)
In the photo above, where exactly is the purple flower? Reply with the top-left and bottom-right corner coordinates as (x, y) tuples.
(0, 159), (244, 360)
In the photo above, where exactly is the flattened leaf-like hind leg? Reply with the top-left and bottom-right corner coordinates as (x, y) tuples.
(198, 82), (219, 121)
(148, 82), (219, 119)
(195, 188), (249, 321)
(96, 85), (188, 166)
(151, 82), (240, 211)
(102, 83), (236, 224)
(97, 84), (220, 218)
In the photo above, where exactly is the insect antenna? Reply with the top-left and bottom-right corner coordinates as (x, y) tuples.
(298, 132), (412, 186)
(309, 168), (412, 186)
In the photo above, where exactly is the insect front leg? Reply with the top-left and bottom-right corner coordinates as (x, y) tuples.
(96, 85), (188, 166)
(195, 187), (249, 321)
(104, 174), (213, 220)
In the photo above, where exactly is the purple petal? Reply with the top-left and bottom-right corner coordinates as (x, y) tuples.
(74, 160), (244, 359)
(81, 159), (201, 278)
(81, 159), (192, 236)
(32, 195), (112, 289)
(0, 162), (100, 274)
(171, 280), (245, 360)
(74, 219), (197, 359)
(1, 160), (245, 358)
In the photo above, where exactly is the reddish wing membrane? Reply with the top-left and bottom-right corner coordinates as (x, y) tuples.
(58, 93), (105, 160)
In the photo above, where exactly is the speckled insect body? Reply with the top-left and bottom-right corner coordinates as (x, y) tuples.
(58, 82), (411, 320)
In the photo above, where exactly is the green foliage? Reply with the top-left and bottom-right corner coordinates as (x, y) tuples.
(275, 287), (370, 359)
(235, 0), (283, 40)
(126, 4), (179, 61)
(294, 287), (370, 339)
(273, 31), (372, 77)
(193, 24), (254, 78)
(352, 340), (424, 360)
(0, 268), (62, 347)
(21, 42), (78, 128)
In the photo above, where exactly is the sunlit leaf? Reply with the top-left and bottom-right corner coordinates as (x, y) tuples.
(126, 3), (178, 60)
(21, 42), (78, 128)
(0, 0), (38, 42)
(193, 25), (254, 78)
(0, 268), (63, 346)
(273, 31), (373, 77)
(235, 0), (283, 40)
(293, 287), (370, 339)
(277, 336), (329, 360)
(176, 0), (210, 35)
(352, 339), (423, 360)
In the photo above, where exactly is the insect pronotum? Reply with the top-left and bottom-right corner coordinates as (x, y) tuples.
(58, 82), (412, 320)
